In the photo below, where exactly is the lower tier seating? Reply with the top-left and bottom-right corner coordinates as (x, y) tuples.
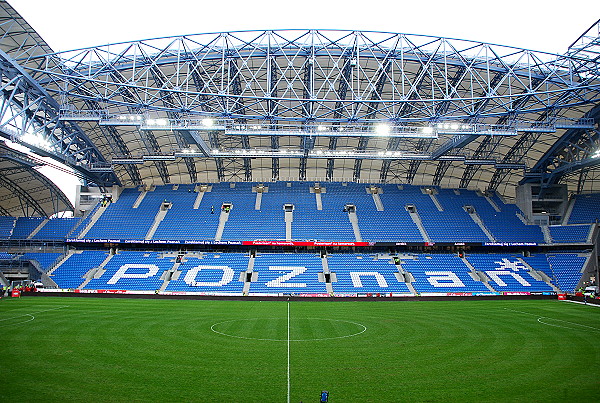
(7, 250), (589, 295)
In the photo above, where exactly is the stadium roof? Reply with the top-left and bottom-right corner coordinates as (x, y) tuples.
(0, 1), (599, 216)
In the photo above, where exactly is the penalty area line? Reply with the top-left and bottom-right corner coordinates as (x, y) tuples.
(561, 299), (600, 308)
(0, 305), (70, 322)
(504, 307), (600, 332)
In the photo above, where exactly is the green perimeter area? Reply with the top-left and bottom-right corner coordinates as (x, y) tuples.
(1, 297), (599, 402)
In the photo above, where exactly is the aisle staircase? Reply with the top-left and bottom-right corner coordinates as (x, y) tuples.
(78, 253), (114, 289)
(76, 205), (108, 239)
(464, 206), (495, 242)
(146, 203), (171, 240)
(406, 206), (431, 243)
(27, 219), (48, 239)
(215, 207), (231, 241)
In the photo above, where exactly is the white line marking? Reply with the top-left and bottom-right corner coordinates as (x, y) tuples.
(210, 317), (367, 341)
(0, 306), (69, 322)
(504, 307), (600, 332)
(0, 314), (35, 327)
(287, 301), (290, 403)
(561, 299), (600, 308)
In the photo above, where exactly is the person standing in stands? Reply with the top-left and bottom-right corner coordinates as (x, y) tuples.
(211, 206), (214, 214)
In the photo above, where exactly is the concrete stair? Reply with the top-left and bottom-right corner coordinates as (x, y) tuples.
(465, 207), (495, 241)
(27, 219), (48, 239)
(78, 253), (114, 289)
(242, 255), (256, 295)
(146, 205), (171, 240)
(541, 226), (552, 243)
(372, 193), (384, 211)
(406, 208), (431, 243)
(132, 189), (148, 209)
(215, 209), (231, 241)
(347, 210), (362, 242)
(76, 205), (108, 239)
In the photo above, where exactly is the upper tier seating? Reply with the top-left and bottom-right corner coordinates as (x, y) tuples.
(220, 182), (286, 240)
(549, 225), (591, 243)
(418, 189), (488, 242)
(353, 184), (423, 242)
(568, 193), (600, 224)
(154, 184), (221, 240)
(32, 218), (80, 240)
(85, 188), (157, 239)
(0, 216), (16, 239)
(66, 183), (595, 244)
(10, 217), (45, 239)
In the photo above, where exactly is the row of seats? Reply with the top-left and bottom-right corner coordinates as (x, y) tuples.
(2, 184), (598, 243)
(31, 251), (587, 293)
(77, 183), (598, 243)
(569, 193), (600, 224)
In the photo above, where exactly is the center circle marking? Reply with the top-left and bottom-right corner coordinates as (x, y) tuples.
(210, 317), (367, 341)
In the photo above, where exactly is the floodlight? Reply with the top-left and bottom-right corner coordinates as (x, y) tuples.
(375, 123), (391, 136)
(202, 118), (214, 127)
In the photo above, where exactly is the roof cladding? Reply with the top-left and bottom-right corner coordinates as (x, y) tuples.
(0, 1), (599, 216)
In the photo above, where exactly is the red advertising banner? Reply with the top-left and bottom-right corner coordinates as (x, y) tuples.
(242, 240), (374, 246)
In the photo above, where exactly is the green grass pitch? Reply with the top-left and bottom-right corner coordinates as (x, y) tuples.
(1, 296), (599, 402)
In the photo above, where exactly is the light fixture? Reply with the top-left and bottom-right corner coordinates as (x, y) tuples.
(202, 118), (214, 127)
(375, 123), (391, 136)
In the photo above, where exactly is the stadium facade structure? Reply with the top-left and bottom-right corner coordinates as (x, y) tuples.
(0, 1), (599, 297)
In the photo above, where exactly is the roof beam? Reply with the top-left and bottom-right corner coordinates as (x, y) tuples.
(0, 174), (46, 216)
(327, 56), (354, 180)
(0, 53), (118, 185)
(354, 57), (391, 181)
(524, 104), (600, 185)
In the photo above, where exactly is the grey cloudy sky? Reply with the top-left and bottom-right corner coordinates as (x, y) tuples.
(8, 0), (599, 54)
